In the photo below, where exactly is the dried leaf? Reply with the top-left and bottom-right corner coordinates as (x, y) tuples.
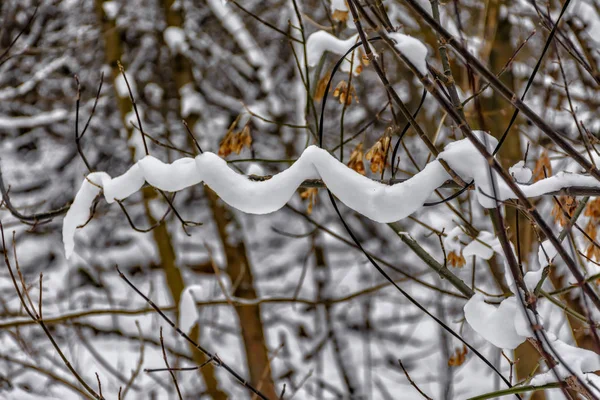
(300, 187), (318, 215)
(347, 143), (366, 175)
(532, 150), (552, 182)
(332, 9), (349, 23)
(585, 221), (600, 261)
(314, 70), (332, 102)
(218, 120), (252, 157)
(448, 345), (468, 366)
(551, 196), (577, 227)
(365, 135), (391, 174)
(333, 80), (358, 106)
(447, 251), (466, 268)
(585, 198), (600, 222)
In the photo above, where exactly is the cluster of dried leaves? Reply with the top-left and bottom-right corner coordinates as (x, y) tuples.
(585, 198), (600, 261)
(218, 117), (252, 158)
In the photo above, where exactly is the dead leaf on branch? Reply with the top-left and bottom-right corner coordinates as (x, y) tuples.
(365, 133), (391, 174)
(347, 142), (366, 175)
(300, 187), (318, 215)
(448, 345), (468, 366)
(532, 149), (552, 182)
(218, 119), (252, 158)
(333, 80), (358, 106)
(551, 196), (577, 227)
(447, 251), (466, 268)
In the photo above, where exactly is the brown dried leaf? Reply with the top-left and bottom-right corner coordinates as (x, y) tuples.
(333, 80), (358, 106)
(585, 221), (600, 261)
(551, 196), (577, 227)
(347, 143), (366, 175)
(447, 251), (466, 268)
(332, 9), (349, 23)
(300, 187), (318, 215)
(532, 150), (552, 182)
(314, 70), (332, 102)
(218, 121), (252, 157)
(365, 135), (391, 174)
(585, 198), (600, 222)
(448, 345), (468, 366)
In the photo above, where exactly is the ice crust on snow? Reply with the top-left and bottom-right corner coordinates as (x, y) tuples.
(62, 131), (600, 259)
(388, 32), (428, 76)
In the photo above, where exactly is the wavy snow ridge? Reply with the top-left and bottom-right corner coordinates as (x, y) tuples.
(63, 132), (600, 258)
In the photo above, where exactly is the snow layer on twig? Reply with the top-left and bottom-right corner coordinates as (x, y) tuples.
(62, 131), (600, 259)
(0, 109), (68, 129)
(509, 160), (532, 184)
(439, 132), (600, 208)
(62, 172), (111, 259)
(463, 231), (497, 260)
(306, 31), (361, 74)
(388, 32), (428, 76)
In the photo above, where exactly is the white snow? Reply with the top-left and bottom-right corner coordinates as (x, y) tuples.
(114, 71), (136, 99)
(62, 131), (600, 258)
(464, 293), (528, 349)
(163, 26), (188, 54)
(538, 239), (558, 267)
(180, 84), (204, 118)
(306, 31), (361, 74)
(463, 231), (497, 260)
(63, 172), (111, 259)
(0, 109), (68, 129)
(246, 162), (265, 176)
(331, 0), (348, 12)
(509, 160), (532, 183)
(0, 56), (72, 101)
(439, 131), (600, 209)
(530, 333), (600, 390)
(443, 226), (466, 253)
(179, 285), (202, 333)
(206, 0), (272, 92)
(388, 32), (428, 76)
(102, 1), (118, 20)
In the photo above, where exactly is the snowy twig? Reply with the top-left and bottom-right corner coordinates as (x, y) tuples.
(115, 265), (271, 400)
(0, 223), (104, 400)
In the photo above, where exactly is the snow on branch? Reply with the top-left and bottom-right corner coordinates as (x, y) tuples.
(306, 31), (362, 74)
(63, 131), (600, 259)
(462, 233), (600, 392)
(387, 32), (428, 76)
(306, 29), (429, 76)
(0, 109), (69, 129)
